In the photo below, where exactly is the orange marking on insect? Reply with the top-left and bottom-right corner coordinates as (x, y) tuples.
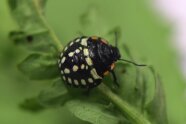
(91, 36), (99, 40)
(103, 70), (109, 76)
(110, 63), (115, 70)
(101, 38), (108, 44)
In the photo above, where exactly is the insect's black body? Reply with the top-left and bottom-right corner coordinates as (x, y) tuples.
(87, 37), (121, 77)
(58, 36), (121, 89)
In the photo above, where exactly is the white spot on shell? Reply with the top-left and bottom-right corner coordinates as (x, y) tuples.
(88, 78), (93, 83)
(81, 64), (85, 69)
(81, 79), (86, 85)
(68, 52), (74, 57)
(64, 46), (68, 51)
(75, 38), (80, 42)
(59, 63), (61, 68)
(85, 57), (93, 66)
(79, 47), (82, 50)
(81, 38), (88, 46)
(74, 80), (79, 85)
(61, 57), (66, 64)
(60, 53), (63, 57)
(64, 68), (70, 74)
(75, 49), (80, 54)
(91, 68), (102, 79)
(72, 65), (79, 72)
(69, 41), (74, 46)
(62, 76), (66, 80)
(61, 70), (64, 74)
(83, 48), (89, 56)
(85, 66), (88, 70)
(68, 78), (72, 84)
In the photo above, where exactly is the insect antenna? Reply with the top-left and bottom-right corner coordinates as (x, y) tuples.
(114, 30), (118, 47)
(119, 58), (147, 66)
(113, 29), (146, 67)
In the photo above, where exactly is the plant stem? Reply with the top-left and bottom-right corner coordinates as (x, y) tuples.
(32, 0), (63, 51)
(98, 83), (151, 124)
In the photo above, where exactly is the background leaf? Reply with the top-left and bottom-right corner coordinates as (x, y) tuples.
(8, 0), (46, 30)
(9, 30), (57, 53)
(8, 0), (60, 53)
(18, 53), (59, 80)
(66, 100), (123, 124)
(20, 78), (69, 112)
(38, 78), (70, 107)
(146, 68), (168, 124)
(19, 97), (45, 112)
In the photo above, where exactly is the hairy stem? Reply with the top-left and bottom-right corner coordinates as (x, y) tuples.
(32, 0), (63, 51)
(98, 83), (151, 124)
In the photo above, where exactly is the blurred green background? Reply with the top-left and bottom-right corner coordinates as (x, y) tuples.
(0, 0), (186, 124)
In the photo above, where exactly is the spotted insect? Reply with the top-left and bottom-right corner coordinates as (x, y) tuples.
(58, 36), (145, 89)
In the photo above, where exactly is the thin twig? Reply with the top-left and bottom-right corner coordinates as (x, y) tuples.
(32, 0), (63, 51)
(98, 83), (151, 124)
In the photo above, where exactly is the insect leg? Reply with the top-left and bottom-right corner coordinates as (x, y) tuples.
(110, 70), (119, 87)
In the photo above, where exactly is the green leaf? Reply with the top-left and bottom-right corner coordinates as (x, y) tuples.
(146, 67), (168, 124)
(115, 62), (168, 124)
(9, 30), (58, 53)
(20, 78), (68, 112)
(8, 0), (46, 29)
(19, 97), (45, 112)
(18, 53), (59, 80)
(66, 100), (123, 124)
(38, 78), (70, 107)
(8, 0), (61, 52)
